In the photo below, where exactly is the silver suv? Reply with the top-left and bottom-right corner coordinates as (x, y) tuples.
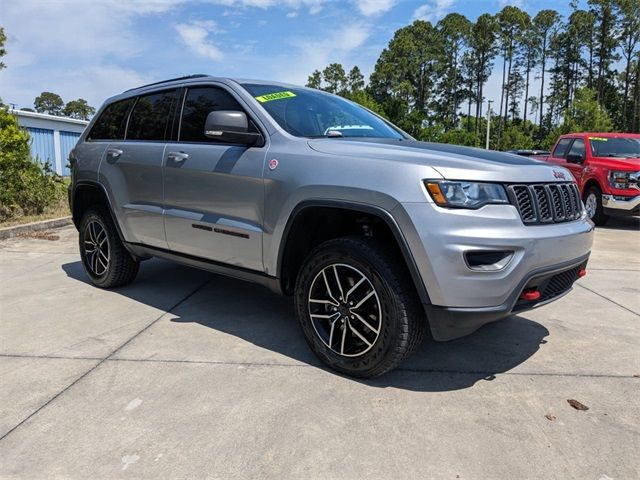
(69, 75), (594, 377)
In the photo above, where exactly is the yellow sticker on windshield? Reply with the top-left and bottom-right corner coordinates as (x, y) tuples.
(588, 136), (608, 141)
(255, 91), (296, 103)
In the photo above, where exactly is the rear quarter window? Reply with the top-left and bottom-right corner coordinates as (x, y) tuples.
(87, 98), (135, 141)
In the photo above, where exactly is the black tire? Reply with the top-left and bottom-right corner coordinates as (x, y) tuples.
(79, 208), (139, 288)
(583, 185), (609, 226)
(295, 236), (426, 378)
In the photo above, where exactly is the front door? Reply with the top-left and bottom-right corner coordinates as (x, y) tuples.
(163, 85), (266, 271)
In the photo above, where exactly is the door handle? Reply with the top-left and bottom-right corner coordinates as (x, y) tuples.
(168, 151), (189, 163)
(106, 148), (123, 159)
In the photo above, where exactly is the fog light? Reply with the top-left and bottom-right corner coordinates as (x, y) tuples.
(520, 288), (541, 301)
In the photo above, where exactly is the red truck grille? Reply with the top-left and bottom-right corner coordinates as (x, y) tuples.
(508, 183), (583, 225)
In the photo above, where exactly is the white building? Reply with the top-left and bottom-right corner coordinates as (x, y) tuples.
(11, 109), (89, 176)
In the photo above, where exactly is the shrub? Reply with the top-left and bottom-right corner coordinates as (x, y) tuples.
(0, 107), (67, 222)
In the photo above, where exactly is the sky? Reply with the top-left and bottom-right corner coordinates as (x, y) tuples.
(0, 0), (583, 113)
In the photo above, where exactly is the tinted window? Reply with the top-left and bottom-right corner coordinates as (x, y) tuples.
(241, 83), (405, 139)
(568, 138), (585, 158)
(180, 87), (252, 142)
(87, 98), (134, 140)
(126, 90), (177, 141)
(590, 137), (640, 158)
(553, 138), (572, 158)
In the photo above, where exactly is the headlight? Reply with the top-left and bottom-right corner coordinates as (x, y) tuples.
(608, 170), (639, 190)
(424, 180), (509, 209)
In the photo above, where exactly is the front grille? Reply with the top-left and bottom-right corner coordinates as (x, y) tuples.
(508, 183), (583, 225)
(538, 265), (581, 302)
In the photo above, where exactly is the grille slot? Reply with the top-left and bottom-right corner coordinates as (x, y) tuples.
(508, 183), (583, 225)
(539, 266), (581, 301)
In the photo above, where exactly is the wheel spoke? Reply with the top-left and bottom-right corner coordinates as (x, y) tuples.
(332, 265), (345, 301)
(310, 313), (340, 320)
(340, 325), (347, 355)
(344, 275), (366, 302)
(328, 317), (339, 347)
(348, 321), (372, 347)
(351, 311), (379, 334)
(322, 270), (339, 304)
(309, 298), (339, 307)
(353, 289), (375, 309)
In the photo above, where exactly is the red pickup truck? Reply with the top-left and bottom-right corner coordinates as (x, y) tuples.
(535, 133), (640, 225)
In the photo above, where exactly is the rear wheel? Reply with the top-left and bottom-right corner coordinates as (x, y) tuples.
(583, 185), (609, 226)
(295, 236), (426, 378)
(79, 208), (139, 288)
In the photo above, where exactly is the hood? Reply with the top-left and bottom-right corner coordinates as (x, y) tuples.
(308, 138), (572, 183)
(591, 156), (640, 171)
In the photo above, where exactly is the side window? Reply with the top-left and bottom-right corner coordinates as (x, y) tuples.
(553, 138), (572, 158)
(87, 98), (135, 140)
(179, 87), (256, 142)
(567, 138), (585, 158)
(126, 90), (178, 141)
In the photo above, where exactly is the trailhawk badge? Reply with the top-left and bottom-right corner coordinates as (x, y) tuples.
(553, 170), (566, 180)
(268, 159), (279, 171)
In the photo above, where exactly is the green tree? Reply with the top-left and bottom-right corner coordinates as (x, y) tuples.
(533, 9), (561, 134)
(347, 66), (365, 93)
(62, 98), (95, 120)
(34, 92), (64, 116)
(588, 0), (620, 103)
(0, 107), (65, 220)
(0, 27), (6, 71)
(322, 63), (347, 95)
(496, 6), (529, 124)
(466, 14), (498, 131)
(563, 87), (614, 132)
(306, 70), (323, 89)
(614, 0), (640, 131)
(436, 13), (471, 127)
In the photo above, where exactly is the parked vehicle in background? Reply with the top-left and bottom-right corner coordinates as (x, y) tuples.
(68, 75), (594, 377)
(506, 149), (551, 158)
(535, 133), (640, 225)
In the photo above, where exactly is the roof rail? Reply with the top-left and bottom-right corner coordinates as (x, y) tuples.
(124, 74), (210, 92)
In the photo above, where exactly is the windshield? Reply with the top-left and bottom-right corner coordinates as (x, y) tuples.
(241, 83), (405, 139)
(589, 137), (640, 158)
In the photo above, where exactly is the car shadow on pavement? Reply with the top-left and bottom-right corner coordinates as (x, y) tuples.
(598, 216), (640, 231)
(63, 259), (548, 392)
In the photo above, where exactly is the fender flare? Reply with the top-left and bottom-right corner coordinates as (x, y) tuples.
(276, 199), (431, 305)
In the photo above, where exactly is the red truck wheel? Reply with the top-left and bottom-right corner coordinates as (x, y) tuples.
(584, 186), (609, 226)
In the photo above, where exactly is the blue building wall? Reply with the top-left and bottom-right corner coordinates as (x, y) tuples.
(59, 131), (81, 176)
(13, 110), (88, 176)
(26, 127), (56, 170)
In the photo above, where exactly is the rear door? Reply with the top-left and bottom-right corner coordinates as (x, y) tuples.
(163, 85), (267, 271)
(100, 89), (179, 248)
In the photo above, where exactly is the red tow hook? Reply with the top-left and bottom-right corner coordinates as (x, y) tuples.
(578, 267), (587, 278)
(520, 288), (541, 301)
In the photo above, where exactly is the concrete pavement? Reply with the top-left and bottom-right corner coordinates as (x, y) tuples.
(0, 219), (638, 479)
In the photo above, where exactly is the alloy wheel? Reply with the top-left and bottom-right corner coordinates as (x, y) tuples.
(83, 220), (110, 276)
(307, 263), (382, 357)
(585, 193), (598, 219)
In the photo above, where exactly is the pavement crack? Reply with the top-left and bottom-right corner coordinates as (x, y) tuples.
(0, 277), (212, 443)
(576, 283), (639, 316)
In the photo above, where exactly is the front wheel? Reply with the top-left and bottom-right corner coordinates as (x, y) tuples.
(79, 208), (139, 288)
(295, 237), (426, 378)
(583, 186), (609, 226)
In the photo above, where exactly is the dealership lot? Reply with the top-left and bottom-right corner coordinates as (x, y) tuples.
(0, 219), (638, 479)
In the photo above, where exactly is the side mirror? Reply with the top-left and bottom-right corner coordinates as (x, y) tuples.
(204, 110), (261, 146)
(566, 153), (584, 164)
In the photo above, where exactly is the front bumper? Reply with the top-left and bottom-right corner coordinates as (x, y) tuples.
(392, 201), (594, 340)
(424, 255), (588, 340)
(602, 194), (640, 215)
